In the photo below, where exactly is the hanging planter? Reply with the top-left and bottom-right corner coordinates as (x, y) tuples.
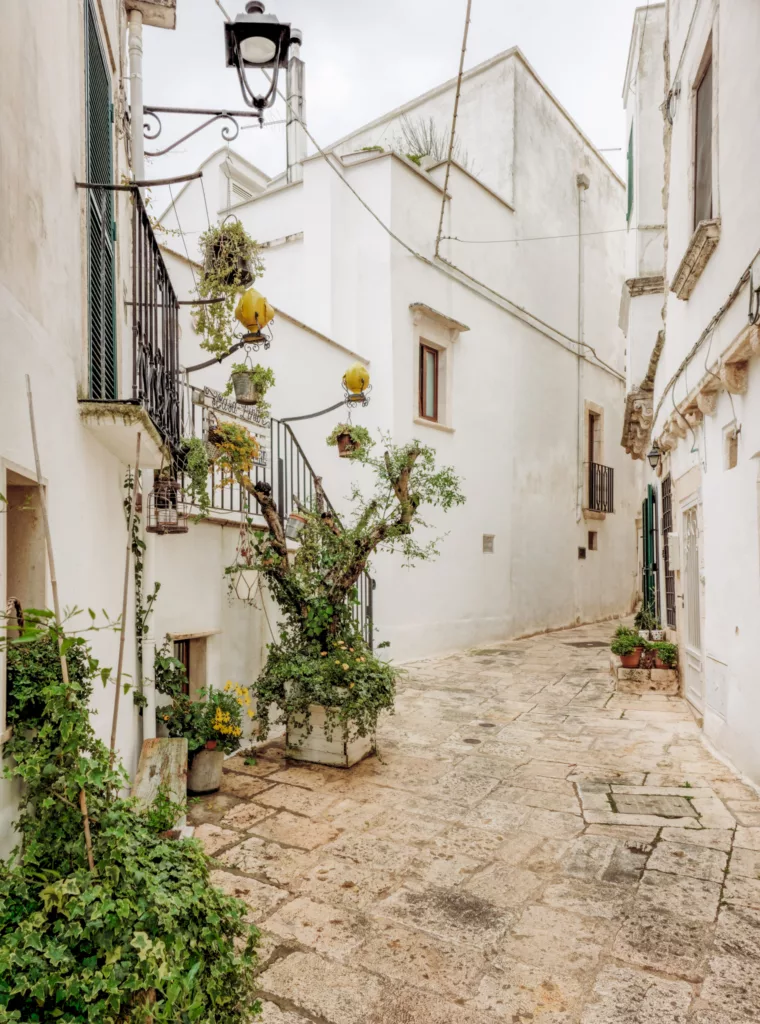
(285, 512), (307, 540)
(146, 477), (189, 535)
(202, 220), (257, 289)
(326, 423), (374, 459)
(225, 516), (260, 603)
(224, 362), (276, 411)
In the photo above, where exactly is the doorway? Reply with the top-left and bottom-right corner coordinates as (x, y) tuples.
(682, 502), (704, 709)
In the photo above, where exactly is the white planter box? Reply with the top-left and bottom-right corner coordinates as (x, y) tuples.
(286, 703), (375, 768)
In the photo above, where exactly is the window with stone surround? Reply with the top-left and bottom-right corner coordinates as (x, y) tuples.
(694, 43), (713, 227)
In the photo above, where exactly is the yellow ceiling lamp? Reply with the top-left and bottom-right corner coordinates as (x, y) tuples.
(342, 361), (371, 407)
(235, 287), (275, 350)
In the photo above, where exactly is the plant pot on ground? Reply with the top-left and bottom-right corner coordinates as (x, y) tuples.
(161, 685), (249, 791)
(611, 629), (645, 669)
(651, 641), (678, 670)
(326, 422), (374, 459)
(634, 606), (663, 641)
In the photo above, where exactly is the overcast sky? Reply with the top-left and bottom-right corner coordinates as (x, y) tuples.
(143, 0), (643, 186)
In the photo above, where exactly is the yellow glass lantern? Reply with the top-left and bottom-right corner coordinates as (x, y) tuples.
(235, 287), (275, 334)
(343, 362), (370, 395)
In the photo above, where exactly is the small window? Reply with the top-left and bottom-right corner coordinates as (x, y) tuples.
(482, 534), (495, 554)
(419, 344), (439, 421)
(173, 637), (207, 699)
(694, 49), (713, 226)
(588, 531), (598, 551)
(578, 547), (587, 560)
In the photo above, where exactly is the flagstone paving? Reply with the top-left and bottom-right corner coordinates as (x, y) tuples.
(190, 620), (760, 1023)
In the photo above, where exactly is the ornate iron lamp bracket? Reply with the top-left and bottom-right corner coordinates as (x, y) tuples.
(143, 105), (263, 158)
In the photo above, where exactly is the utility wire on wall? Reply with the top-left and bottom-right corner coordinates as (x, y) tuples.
(434, 0), (473, 259)
(206, 0), (624, 383)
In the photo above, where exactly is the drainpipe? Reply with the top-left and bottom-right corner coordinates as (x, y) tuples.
(141, 470), (157, 741)
(575, 173), (590, 523)
(286, 31), (306, 184)
(128, 10), (145, 185)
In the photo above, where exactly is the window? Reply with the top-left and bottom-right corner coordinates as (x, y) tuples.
(626, 123), (634, 224)
(419, 344), (439, 421)
(694, 48), (713, 227)
(578, 547), (587, 560)
(588, 411), (600, 466)
(85, 0), (116, 399)
(725, 427), (738, 471)
(172, 636), (208, 700)
(588, 531), (598, 551)
(482, 534), (495, 554)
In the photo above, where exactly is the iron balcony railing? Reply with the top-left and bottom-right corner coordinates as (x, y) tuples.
(131, 191), (182, 450)
(180, 384), (375, 647)
(588, 462), (615, 514)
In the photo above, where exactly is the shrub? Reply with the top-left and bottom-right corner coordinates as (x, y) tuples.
(650, 641), (678, 667)
(610, 632), (644, 657)
(0, 621), (259, 1023)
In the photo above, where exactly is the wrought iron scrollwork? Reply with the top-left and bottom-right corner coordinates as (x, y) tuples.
(142, 105), (260, 158)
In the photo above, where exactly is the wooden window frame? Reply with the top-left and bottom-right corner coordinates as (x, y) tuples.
(419, 343), (439, 422)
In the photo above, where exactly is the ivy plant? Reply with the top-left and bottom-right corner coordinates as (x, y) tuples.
(192, 222), (265, 358)
(179, 437), (211, 520)
(0, 618), (259, 1023)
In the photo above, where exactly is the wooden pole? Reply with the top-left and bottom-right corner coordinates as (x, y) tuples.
(25, 376), (96, 874)
(110, 434), (141, 764)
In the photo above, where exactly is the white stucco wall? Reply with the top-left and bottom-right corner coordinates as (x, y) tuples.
(0, 0), (143, 855)
(621, 0), (760, 786)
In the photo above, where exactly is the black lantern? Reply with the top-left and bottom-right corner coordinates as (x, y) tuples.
(225, 2), (301, 118)
(647, 443), (662, 470)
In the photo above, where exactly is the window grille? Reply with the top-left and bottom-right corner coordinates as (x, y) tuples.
(661, 474), (677, 629)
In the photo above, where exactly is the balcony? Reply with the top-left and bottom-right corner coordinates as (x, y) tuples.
(80, 190), (181, 468)
(586, 462), (615, 516)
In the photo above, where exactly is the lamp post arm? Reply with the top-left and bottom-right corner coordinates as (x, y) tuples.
(281, 400), (346, 424)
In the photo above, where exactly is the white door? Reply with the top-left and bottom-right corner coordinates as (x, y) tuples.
(682, 504), (704, 709)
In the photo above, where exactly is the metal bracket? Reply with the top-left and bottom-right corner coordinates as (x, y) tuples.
(143, 105), (264, 158)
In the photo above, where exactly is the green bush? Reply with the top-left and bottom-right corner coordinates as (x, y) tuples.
(0, 621), (259, 1023)
(610, 632), (644, 657)
(650, 641), (678, 667)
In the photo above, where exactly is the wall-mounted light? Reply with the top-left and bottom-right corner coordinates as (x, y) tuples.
(647, 442), (662, 470)
(225, 2), (302, 122)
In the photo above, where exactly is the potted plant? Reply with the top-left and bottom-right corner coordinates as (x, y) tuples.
(161, 686), (246, 793)
(192, 221), (265, 358)
(226, 437), (464, 766)
(206, 421), (261, 482)
(178, 437), (211, 520)
(650, 641), (678, 670)
(634, 606), (664, 641)
(326, 423), (373, 459)
(611, 628), (646, 668)
(223, 362), (276, 411)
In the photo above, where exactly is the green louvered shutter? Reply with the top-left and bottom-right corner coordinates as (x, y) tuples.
(626, 123), (634, 224)
(85, 1), (117, 400)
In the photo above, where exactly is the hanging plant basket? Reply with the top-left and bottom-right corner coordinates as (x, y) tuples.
(336, 432), (360, 458)
(230, 370), (261, 406)
(146, 478), (189, 535)
(205, 240), (253, 289)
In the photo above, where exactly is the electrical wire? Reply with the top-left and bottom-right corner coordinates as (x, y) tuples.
(442, 228), (627, 244)
(206, 0), (624, 383)
(199, 175), (212, 232)
(435, 0), (473, 258)
(167, 182), (198, 290)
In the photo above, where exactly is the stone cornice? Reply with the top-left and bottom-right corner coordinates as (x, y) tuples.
(626, 275), (665, 298)
(671, 219), (721, 300)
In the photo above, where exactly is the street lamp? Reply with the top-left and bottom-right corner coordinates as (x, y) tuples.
(647, 442), (662, 470)
(225, 2), (301, 120)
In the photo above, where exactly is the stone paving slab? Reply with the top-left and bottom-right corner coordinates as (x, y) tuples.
(188, 619), (760, 1022)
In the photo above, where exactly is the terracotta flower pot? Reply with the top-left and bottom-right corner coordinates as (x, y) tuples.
(654, 655), (673, 670)
(619, 648), (643, 668)
(336, 433), (359, 458)
(205, 739), (218, 750)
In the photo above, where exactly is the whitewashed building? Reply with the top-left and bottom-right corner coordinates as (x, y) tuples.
(164, 46), (640, 663)
(621, 1), (760, 785)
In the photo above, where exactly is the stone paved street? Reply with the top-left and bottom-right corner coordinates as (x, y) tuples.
(191, 621), (760, 1023)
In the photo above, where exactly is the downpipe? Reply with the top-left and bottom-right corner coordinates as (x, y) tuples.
(575, 173), (590, 523)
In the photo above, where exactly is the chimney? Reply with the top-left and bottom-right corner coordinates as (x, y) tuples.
(286, 30), (306, 184)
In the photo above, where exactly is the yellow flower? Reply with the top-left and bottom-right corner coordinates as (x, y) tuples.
(320, 652), (327, 657)
(349, 683), (355, 689)
(342, 663), (349, 671)
(247, 710), (254, 718)
(349, 647), (354, 652)
(335, 660), (340, 665)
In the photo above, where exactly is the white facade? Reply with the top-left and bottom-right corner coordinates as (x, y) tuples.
(165, 47), (640, 663)
(621, 1), (760, 786)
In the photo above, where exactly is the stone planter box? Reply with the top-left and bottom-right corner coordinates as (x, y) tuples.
(611, 655), (679, 695)
(187, 748), (225, 793)
(286, 704), (375, 768)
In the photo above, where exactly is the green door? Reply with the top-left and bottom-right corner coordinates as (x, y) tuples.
(641, 484), (660, 621)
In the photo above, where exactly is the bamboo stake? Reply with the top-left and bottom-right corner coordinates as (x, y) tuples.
(25, 375), (96, 874)
(110, 433), (141, 765)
